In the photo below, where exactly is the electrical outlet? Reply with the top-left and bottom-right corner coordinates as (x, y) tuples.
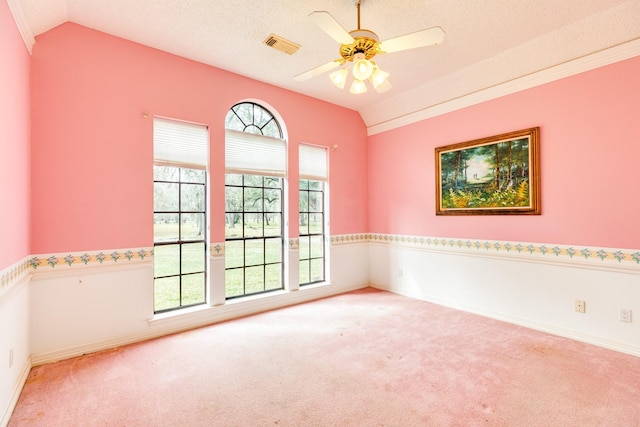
(398, 269), (403, 278)
(9, 348), (13, 368)
(620, 308), (632, 323)
(575, 300), (586, 313)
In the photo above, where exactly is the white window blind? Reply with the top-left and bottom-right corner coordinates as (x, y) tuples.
(154, 118), (209, 168)
(299, 143), (328, 181)
(225, 129), (286, 176)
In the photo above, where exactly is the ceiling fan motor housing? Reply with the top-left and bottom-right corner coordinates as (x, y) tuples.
(340, 29), (380, 61)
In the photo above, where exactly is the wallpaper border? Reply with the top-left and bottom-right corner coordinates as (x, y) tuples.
(368, 233), (640, 273)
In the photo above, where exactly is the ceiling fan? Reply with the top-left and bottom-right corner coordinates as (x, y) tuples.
(294, 0), (445, 94)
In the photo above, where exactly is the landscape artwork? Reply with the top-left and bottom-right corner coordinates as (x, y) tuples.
(435, 127), (540, 215)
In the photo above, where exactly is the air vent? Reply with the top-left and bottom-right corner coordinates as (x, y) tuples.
(264, 33), (300, 55)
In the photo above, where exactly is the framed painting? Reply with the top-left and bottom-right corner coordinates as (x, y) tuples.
(435, 127), (540, 215)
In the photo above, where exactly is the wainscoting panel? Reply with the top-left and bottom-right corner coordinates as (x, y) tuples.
(368, 234), (640, 356)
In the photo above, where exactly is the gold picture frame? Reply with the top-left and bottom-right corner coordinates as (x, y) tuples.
(435, 127), (540, 215)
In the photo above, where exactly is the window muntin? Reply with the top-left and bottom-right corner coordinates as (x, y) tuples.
(154, 166), (207, 312)
(299, 179), (325, 285)
(225, 102), (284, 299)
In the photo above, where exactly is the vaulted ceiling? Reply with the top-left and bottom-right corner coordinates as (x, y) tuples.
(10, 0), (640, 133)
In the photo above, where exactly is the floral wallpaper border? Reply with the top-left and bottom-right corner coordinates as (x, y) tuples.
(368, 233), (640, 268)
(28, 247), (153, 270)
(0, 258), (30, 294)
(4, 234), (637, 290)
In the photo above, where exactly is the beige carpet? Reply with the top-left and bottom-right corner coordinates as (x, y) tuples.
(9, 288), (640, 426)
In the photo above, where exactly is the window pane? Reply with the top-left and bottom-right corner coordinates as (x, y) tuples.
(225, 269), (244, 297)
(154, 276), (180, 312)
(244, 175), (263, 187)
(182, 242), (204, 274)
(225, 113), (244, 132)
(265, 238), (281, 264)
(245, 266), (264, 294)
(182, 273), (205, 305)
(308, 191), (323, 212)
(225, 214), (242, 238)
(310, 258), (324, 282)
(245, 239), (264, 266)
(154, 214), (179, 242)
(299, 236), (310, 260)
(245, 213), (263, 237)
(154, 165), (179, 182)
(265, 264), (282, 290)
(264, 177), (281, 188)
(299, 213), (309, 236)
(309, 213), (323, 235)
(181, 184), (204, 211)
(233, 104), (253, 126)
(225, 187), (242, 212)
(309, 180), (323, 190)
(244, 187), (263, 212)
(299, 179), (309, 190)
(254, 107), (271, 129)
(181, 168), (205, 184)
(181, 214), (205, 240)
(154, 244), (180, 277)
(225, 240), (244, 268)
(154, 182), (179, 211)
(299, 260), (310, 285)
(264, 189), (281, 212)
(264, 214), (281, 237)
(310, 235), (324, 258)
(299, 190), (308, 212)
(225, 173), (243, 186)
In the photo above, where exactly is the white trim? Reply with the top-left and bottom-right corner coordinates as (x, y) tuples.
(30, 258), (153, 280)
(30, 281), (367, 366)
(373, 284), (640, 358)
(6, 0), (35, 54)
(1, 355), (31, 427)
(367, 38), (640, 136)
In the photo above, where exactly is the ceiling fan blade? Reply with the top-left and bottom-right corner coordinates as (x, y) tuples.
(378, 26), (445, 53)
(294, 60), (342, 82)
(309, 11), (355, 45)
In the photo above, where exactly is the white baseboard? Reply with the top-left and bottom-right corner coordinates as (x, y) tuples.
(1, 355), (31, 427)
(372, 283), (640, 358)
(31, 281), (368, 366)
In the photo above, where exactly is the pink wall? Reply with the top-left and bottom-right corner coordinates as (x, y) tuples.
(30, 23), (368, 254)
(369, 56), (640, 249)
(0, 2), (31, 268)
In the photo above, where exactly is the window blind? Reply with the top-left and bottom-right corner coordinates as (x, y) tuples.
(225, 129), (286, 176)
(154, 117), (209, 168)
(299, 143), (328, 181)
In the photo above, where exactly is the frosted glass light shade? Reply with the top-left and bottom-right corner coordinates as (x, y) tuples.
(329, 68), (348, 89)
(370, 67), (390, 88)
(349, 79), (367, 94)
(352, 59), (373, 80)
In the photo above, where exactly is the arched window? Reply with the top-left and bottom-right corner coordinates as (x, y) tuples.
(224, 102), (285, 299)
(225, 102), (282, 138)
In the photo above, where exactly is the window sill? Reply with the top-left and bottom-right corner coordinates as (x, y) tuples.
(149, 282), (332, 326)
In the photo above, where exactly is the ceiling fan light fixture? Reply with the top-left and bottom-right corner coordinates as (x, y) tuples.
(352, 58), (374, 81)
(349, 79), (367, 94)
(329, 68), (348, 89)
(370, 66), (389, 88)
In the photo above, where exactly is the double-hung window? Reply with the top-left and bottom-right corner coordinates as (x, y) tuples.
(299, 144), (328, 285)
(153, 118), (208, 313)
(224, 103), (285, 299)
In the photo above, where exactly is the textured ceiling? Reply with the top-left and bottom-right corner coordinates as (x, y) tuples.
(14, 0), (640, 130)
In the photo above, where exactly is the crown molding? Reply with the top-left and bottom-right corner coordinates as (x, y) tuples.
(7, 0), (35, 54)
(367, 38), (640, 136)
